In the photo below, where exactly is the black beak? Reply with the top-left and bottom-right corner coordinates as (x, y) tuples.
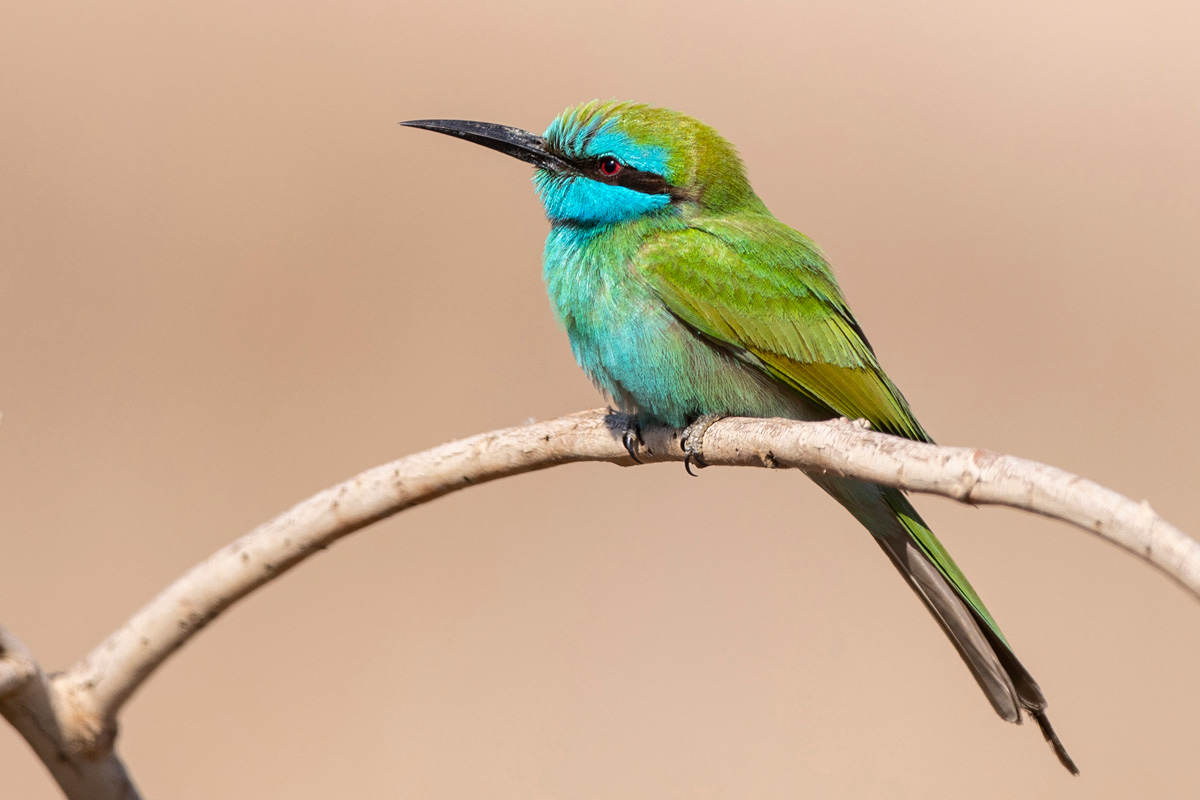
(400, 118), (570, 172)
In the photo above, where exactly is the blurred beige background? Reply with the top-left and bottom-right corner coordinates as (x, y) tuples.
(2, 1), (1198, 797)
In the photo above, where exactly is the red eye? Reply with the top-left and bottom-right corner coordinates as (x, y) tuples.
(599, 157), (622, 176)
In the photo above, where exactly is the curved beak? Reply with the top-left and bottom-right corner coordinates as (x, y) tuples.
(400, 118), (569, 172)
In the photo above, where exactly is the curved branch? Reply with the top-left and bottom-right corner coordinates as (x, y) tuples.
(66, 409), (1200, 727)
(7, 409), (1199, 798)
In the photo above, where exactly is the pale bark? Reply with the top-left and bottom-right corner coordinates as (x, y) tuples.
(3, 409), (1197, 798)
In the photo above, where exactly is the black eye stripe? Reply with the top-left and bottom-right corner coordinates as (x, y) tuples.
(542, 143), (692, 202)
(579, 158), (671, 195)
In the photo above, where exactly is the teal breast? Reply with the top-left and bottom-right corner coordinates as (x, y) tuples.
(542, 221), (815, 428)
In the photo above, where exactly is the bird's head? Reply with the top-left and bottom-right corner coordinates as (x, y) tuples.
(403, 100), (765, 226)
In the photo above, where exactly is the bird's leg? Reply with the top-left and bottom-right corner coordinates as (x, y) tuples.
(610, 411), (644, 463)
(680, 414), (726, 477)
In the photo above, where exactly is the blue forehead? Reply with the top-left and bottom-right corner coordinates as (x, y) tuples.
(545, 115), (669, 176)
(586, 128), (669, 175)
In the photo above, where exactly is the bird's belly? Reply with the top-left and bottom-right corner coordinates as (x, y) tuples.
(565, 299), (817, 429)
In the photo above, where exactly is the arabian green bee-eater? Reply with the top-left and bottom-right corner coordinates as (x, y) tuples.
(403, 100), (1076, 773)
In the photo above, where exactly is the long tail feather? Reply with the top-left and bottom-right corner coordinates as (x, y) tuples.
(810, 474), (1078, 774)
(871, 531), (1019, 721)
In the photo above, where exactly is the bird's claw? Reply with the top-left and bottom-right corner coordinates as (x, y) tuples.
(681, 414), (725, 477)
(618, 414), (644, 463)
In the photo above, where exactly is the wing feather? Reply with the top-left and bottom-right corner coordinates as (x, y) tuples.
(638, 216), (931, 442)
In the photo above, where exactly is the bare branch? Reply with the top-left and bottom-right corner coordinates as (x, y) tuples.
(6, 409), (1198, 797)
(65, 410), (1200, 728)
(0, 625), (140, 800)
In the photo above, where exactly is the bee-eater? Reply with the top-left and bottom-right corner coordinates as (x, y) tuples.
(402, 100), (1076, 773)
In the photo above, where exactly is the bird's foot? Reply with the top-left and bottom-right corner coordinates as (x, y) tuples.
(680, 414), (726, 477)
(609, 411), (645, 463)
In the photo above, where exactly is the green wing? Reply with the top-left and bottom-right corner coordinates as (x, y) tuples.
(637, 214), (1009, 642)
(637, 214), (931, 442)
(636, 215), (1079, 767)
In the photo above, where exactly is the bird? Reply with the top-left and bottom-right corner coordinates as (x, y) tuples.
(402, 100), (1076, 774)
